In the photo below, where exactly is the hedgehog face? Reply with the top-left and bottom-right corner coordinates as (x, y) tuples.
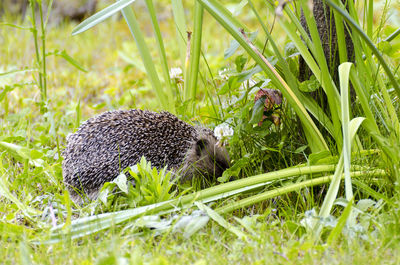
(194, 137), (230, 179)
(180, 134), (230, 183)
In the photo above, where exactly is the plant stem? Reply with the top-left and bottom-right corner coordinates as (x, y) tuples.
(385, 27), (400, 42)
(39, 0), (47, 103)
(30, 0), (45, 105)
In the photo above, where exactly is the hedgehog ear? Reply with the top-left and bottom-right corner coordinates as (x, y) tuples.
(196, 139), (209, 156)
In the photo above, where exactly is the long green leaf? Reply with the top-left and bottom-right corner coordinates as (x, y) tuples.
(0, 222), (33, 239)
(195, 202), (248, 240)
(49, 50), (87, 72)
(0, 69), (37, 77)
(332, 0), (349, 63)
(317, 117), (365, 234)
(385, 27), (400, 42)
(339, 63), (353, 200)
(0, 141), (44, 167)
(144, 0), (175, 113)
(352, 179), (394, 207)
(366, 0), (374, 38)
(349, 69), (380, 133)
(171, 0), (187, 69)
(217, 175), (335, 215)
(185, 1), (204, 106)
(120, 7), (169, 110)
(327, 198), (353, 245)
(71, 0), (137, 35)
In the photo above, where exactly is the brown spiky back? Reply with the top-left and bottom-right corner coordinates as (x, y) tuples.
(62, 110), (200, 199)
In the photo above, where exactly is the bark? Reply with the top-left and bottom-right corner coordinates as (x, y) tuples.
(299, 0), (354, 86)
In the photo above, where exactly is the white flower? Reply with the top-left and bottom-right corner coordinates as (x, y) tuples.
(169, 67), (183, 79)
(214, 123), (234, 140)
(218, 68), (229, 80)
(221, 96), (239, 109)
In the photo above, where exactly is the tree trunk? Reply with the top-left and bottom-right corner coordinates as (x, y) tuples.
(299, 0), (354, 87)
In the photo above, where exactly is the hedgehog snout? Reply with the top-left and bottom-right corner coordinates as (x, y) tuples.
(195, 140), (230, 179)
(213, 145), (230, 177)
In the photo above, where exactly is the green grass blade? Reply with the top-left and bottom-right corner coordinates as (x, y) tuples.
(349, 69), (380, 133)
(71, 0), (137, 35)
(42, 182), (264, 243)
(144, 0), (175, 113)
(274, 10), (321, 79)
(315, 153), (342, 219)
(185, 2), (203, 105)
(0, 222), (33, 239)
(120, 6), (169, 111)
(282, 5), (313, 50)
(385, 27), (400, 42)
(51, 50), (87, 72)
(348, 118), (366, 146)
(318, 117), (365, 225)
(326, 198), (353, 245)
(195, 202), (248, 240)
(171, 0), (187, 69)
(206, 0), (270, 54)
(339, 62), (353, 200)
(352, 179), (394, 207)
(0, 69), (37, 77)
(217, 176), (335, 215)
(0, 141), (43, 166)
(19, 241), (32, 265)
(332, 0), (349, 63)
(366, 0), (373, 38)
(263, 2), (337, 137)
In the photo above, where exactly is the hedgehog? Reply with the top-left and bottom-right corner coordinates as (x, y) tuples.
(62, 109), (230, 203)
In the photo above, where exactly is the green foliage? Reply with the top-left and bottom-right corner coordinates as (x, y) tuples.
(194, 0), (400, 237)
(215, 59), (304, 180)
(98, 157), (177, 210)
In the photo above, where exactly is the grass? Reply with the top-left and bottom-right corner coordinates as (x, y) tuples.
(5, 215), (400, 264)
(1, 0), (400, 263)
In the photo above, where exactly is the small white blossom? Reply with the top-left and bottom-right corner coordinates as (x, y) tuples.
(218, 68), (229, 80)
(214, 123), (234, 140)
(221, 96), (239, 109)
(169, 67), (183, 79)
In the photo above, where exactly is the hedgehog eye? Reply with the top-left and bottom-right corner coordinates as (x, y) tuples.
(196, 139), (209, 156)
